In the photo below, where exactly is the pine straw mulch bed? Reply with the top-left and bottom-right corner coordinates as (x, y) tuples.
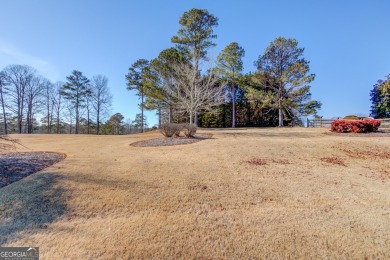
(0, 152), (66, 188)
(130, 133), (213, 147)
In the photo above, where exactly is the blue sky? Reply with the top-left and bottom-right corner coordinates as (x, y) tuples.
(1, 0), (389, 125)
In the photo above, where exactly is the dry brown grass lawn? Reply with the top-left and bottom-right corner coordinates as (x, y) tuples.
(1, 128), (390, 259)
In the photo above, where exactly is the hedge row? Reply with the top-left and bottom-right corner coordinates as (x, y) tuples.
(330, 120), (381, 133)
(159, 123), (197, 138)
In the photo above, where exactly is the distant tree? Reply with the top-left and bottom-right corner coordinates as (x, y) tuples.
(217, 42), (245, 128)
(25, 76), (45, 133)
(0, 71), (7, 134)
(255, 37), (321, 126)
(61, 70), (91, 134)
(91, 75), (112, 135)
(132, 113), (148, 130)
(370, 84), (382, 118)
(78, 117), (96, 134)
(123, 118), (133, 134)
(52, 82), (64, 134)
(102, 113), (124, 135)
(126, 59), (149, 133)
(370, 75), (390, 118)
(84, 91), (93, 134)
(41, 79), (55, 133)
(65, 102), (75, 134)
(2, 65), (35, 133)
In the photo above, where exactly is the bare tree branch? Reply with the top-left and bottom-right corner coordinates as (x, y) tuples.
(169, 62), (225, 125)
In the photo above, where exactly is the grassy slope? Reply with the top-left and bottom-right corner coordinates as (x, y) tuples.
(0, 128), (390, 259)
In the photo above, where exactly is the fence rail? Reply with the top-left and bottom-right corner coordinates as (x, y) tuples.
(306, 118), (336, 128)
(307, 118), (390, 129)
(378, 118), (390, 131)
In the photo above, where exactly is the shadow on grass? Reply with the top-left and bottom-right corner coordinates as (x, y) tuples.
(201, 127), (249, 131)
(193, 133), (214, 140)
(0, 172), (67, 245)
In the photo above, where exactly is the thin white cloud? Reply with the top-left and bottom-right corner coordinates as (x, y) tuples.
(0, 42), (60, 81)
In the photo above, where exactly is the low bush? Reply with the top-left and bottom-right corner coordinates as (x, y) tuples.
(182, 124), (197, 138)
(330, 120), (381, 133)
(159, 123), (182, 137)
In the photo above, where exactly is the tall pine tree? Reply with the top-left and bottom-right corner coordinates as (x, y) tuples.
(61, 70), (91, 134)
(217, 42), (245, 128)
(255, 37), (321, 126)
(126, 59), (149, 133)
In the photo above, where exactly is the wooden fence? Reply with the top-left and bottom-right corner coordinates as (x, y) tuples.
(378, 118), (390, 132)
(307, 118), (390, 130)
(306, 118), (337, 128)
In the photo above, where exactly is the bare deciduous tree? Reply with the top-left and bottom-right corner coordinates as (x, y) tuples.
(65, 102), (74, 134)
(170, 63), (225, 125)
(2, 65), (35, 133)
(0, 71), (8, 134)
(52, 82), (64, 134)
(25, 76), (45, 133)
(91, 75), (112, 135)
(41, 79), (55, 133)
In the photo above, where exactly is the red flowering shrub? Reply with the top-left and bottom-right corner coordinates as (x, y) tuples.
(330, 120), (381, 133)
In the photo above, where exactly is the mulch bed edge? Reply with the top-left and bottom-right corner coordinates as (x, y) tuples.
(0, 152), (66, 188)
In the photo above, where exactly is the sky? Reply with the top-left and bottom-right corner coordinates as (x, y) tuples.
(1, 0), (389, 126)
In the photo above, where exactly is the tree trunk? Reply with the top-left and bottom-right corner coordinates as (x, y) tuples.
(231, 83), (236, 128)
(278, 101), (284, 127)
(141, 91), (144, 133)
(158, 107), (161, 128)
(189, 112), (193, 126)
(20, 95), (24, 134)
(29, 101), (33, 134)
(27, 100), (32, 134)
(49, 104), (53, 133)
(195, 113), (198, 126)
(29, 109), (33, 133)
(169, 105), (173, 123)
(56, 104), (60, 134)
(87, 108), (90, 134)
(96, 104), (100, 135)
(18, 103), (23, 134)
(47, 102), (50, 134)
(278, 82), (284, 127)
(75, 108), (79, 134)
(56, 95), (61, 134)
(194, 56), (200, 127)
(75, 95), (79, 134)
(0, 87), (7, 135)
(56, 116), (60, 134)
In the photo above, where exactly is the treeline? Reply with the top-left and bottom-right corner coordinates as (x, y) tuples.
(0, 66), (147, 135)
(126, 8), (322, 128)
(1, 8), (323, 135)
